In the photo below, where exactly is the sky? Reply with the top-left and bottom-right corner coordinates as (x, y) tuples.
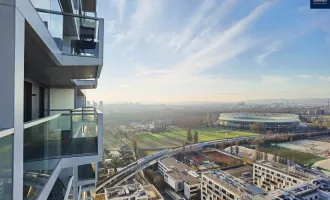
(87, 0), (330, 103)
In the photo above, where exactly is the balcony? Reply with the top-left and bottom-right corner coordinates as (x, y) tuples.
(23, 107), (102, 200)
(36, 9), (101, 57)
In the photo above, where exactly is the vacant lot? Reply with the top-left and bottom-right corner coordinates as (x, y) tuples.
(203, 150), (241, 166)
(277, 139), (330, 157)
(245, 143), (325, 167)
(136, 127), (258, 149)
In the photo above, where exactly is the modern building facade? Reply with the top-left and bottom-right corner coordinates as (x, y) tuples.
(253, 160), (323, 192)
(158, 157), (200, 199)
(219, 113), (300, 131)
(0, 0), (104, 199)
(201, 170), (266, 200)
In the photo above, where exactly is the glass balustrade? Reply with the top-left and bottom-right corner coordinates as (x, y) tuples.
(23, 107), (101, 199)
(0, 129), (13, 200)
(36, 10), (100, 57)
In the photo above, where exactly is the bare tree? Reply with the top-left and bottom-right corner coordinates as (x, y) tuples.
(186, 127), (192, 142)
(235, 142), (239, 156)
(193, 131), (198, 143)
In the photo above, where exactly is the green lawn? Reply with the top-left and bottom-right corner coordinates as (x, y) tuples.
(136, 127), (258, 149)
(246, 143), (325, 167)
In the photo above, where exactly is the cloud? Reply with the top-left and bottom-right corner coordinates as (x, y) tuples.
(261, 75), (289, 83)
(112, 0), (126, 23)
(296, 74), (316, 79)
(105, 20), (116, 33)
(136, 1), (274, 86)
(255, 40), (283, 64)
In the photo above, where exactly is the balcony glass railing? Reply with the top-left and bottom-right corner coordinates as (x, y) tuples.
(36, 9), (100, 57)
(23, 107), (101, 200)
(78, 163), (96, 181)
(0, 129), (14, 200)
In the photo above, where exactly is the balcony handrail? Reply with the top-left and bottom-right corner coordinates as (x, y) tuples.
(36, 8), (100, 20)
(0, 128), (14, 139)
(24, 114), (61, 129)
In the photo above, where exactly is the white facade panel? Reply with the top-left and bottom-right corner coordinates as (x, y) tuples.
(50, 89), (75, 110)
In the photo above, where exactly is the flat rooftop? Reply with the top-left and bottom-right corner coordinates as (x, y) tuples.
(204, 170), (266, 196)
(160, 157), (199, 185)
(105, 183), (147, 199)
(222, 165), (253, 179)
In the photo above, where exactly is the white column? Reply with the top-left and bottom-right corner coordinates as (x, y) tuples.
(0, 3), (25, 200)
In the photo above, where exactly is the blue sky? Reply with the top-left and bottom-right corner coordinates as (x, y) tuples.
(87, 0), (330, 103)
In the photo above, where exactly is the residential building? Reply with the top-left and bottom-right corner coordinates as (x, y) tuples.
(0, 0), (104, 199)
(158, 157), (200, 199)
(253, 160), (323, 191)
(201, 170), (266, 200)
(104, 183), (163, 200)
(252, 179), (330, 200)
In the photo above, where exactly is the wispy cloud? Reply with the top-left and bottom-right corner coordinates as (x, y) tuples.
(255, 40), (283, 65)
(296, 74), (315, 79)
(136, 1), (274, 86)
(112, 0), (126, 23)
(261, 75), (289, 84)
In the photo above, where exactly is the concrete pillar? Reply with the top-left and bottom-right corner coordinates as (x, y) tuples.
(0, 3), (25, 200)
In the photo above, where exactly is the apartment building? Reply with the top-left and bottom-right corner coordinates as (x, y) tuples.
(104, 183), (164, 200)
(252, 179), (330, 200)
(158, 157), (200, 199)
(0, 0), (104, 200)
(253, 160), (322, 191)
(201, 170), (266, 200)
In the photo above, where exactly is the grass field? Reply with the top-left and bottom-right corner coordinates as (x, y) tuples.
(136, 127), (258, 149)
(246, 143), (325, 167)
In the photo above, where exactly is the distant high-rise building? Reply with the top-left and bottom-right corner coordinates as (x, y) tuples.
(86, 101), (91, 106)
(93, 101), (98, 109)
(99, 101), (103, 111)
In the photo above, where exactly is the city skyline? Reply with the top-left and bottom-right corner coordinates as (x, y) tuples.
(88, 0), (330, 103)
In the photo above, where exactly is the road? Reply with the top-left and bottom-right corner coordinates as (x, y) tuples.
(96, 130), (330, 193)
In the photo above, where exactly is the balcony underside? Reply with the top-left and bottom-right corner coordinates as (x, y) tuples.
(25, 27), (99, 88)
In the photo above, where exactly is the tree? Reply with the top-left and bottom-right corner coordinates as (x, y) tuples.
(250, 122), (264, 133)
(264, 152), (268, 161)
(266, 130), (273, 135)
(230, 145), (234, 154)
(193, 131), (199, 143)
(235, 142), (239, 156)
(131, 135), (137, 154)
(186, 127), (192, 142)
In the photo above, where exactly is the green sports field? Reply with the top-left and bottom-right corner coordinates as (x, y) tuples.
(136, 127), (258, 149)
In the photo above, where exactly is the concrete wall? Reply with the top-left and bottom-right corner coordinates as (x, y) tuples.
(50, 89), (74, 110)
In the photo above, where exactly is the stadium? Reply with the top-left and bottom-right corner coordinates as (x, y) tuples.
(218, 113), (300, 131)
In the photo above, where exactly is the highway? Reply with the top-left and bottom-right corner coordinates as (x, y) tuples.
(96, 130), (330, 193)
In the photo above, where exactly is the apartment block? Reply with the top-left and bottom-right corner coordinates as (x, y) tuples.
(0, 0), (104, 199)
(252, 179), (330, 200)
(201, 170), (266, 200)
(104, 183), (163, 200)
(158, 157), (200, 199)
(253, 160), (322, 191)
